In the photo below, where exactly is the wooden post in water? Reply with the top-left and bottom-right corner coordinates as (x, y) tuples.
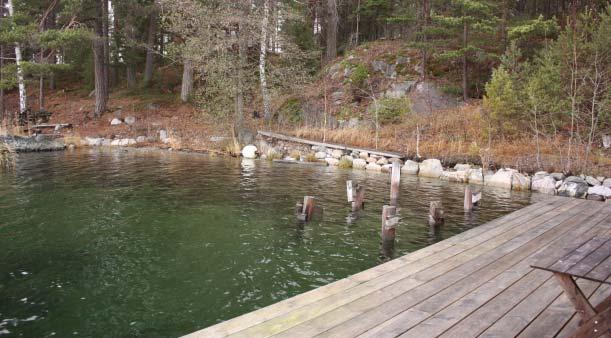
(390, 161), (401, 205)
(464, 186), (473, 211)
(297, 196), (315, 222)
(381, 205), (399, 241)
(347, 180), (365, 212)
(429, 201), (444, 226)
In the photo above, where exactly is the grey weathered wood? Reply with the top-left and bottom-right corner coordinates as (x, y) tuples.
(464, 186), (473, 211)
(381, 205), (398, 241)
(352, 185), (365, 212)
(347, 180), (354, 202)
(258, 131), (404, 159)
(390, 162), (401, 205)
(429, 201), (444, 226)
(554, 272), (598, 322)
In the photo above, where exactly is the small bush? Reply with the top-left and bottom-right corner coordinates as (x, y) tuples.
(371, 97), (411, 124)
(278, 98), (303, 124)
(338, 158), (353, 169)
(266, 150), (282, 161)
(349, 63), (369, 89)
(289, 149), (301, 159)
(304, 153), (318, 162)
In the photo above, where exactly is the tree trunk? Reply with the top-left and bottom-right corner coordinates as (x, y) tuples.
(462, 20), (469, 102)
(325, 0), (338, 63)
(126, 66), (137, 88)
(7, 0), (26, 114)
(93, 0), (108, 117)
(236, 28), (247, 129)
(421, 0), (431, 80)
(260, 0), (272, 121)
(180, 58), (193, 103)
(102, 0), (110, 94)
(0, 44), (4, 121)
(143, 9), (157, 86)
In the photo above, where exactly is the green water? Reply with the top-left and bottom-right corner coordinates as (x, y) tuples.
(0, 149), (541, 337)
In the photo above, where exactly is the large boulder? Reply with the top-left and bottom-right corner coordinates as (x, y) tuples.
(441, 170), (469, 183)
(84, 137), (103, 146)
(385, 81), (415, 98)
(376, 157), (389, 165)
(366, 163), (382, 171)
(550, 173), (565, 181)
(454, 164), (471, 172)
(585, 176), (601, 186)
(331, 149), (344, 159)
(604, 178), (611, 188)
(110, 118), (122, 126)
(485, 169), (515, 189)
(402, 160), (419, 175)
(325, 158), (339, 166)
(557, 176), (589, 198)
(532, 175), (557, 195)
(418, 159), (443, 178)
(381, 164), (393, 173)
(469, 168), (484, 185)
(315, 151), (327, 159)
(241, 145), (258, 159)
(588, 185), (611, 200)
(353, 158), (367, 169)
(512, 173), (531, 191)
(359, 152), (369, 160)
(124, 116), (136, 125)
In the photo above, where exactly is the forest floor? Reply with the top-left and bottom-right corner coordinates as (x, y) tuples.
(0, 41), (609, 177)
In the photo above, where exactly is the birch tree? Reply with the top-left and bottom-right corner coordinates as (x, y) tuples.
(6, 0), (26, 115)
(259, 0), (271, 121)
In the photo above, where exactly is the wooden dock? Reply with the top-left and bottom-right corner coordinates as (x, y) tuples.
(185, 197), (610, 338)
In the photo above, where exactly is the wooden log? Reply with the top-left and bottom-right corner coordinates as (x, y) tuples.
(429, 201), (444, 226)
(464, 186), (473, 211)
(381, 205), (399, 241)
(302, 196), (315, 222)
(390, 161), (401, 205)
(347, 180), (354, 202)
(353, 185), (365, 211)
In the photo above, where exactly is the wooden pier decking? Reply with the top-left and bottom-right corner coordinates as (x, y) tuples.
(185, 197), (611, 338)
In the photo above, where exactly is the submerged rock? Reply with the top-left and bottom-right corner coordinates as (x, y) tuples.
(418, 159), (443, 178)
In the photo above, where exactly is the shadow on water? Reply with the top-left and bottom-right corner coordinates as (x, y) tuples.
(0, 149), (549, 337)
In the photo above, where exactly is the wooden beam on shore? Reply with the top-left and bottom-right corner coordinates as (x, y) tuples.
(258, 131), (405, 159)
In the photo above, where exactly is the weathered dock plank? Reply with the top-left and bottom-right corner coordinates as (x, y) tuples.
(258, 131), (405, 159)
(183, 197), (611, 338)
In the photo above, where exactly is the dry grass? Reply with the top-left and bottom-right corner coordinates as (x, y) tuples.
(292, 104), (610, 176)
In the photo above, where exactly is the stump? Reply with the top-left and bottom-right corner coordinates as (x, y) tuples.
(429, 201), (444, 226)
(297, 196), (315, 222)
(381, 205), (399, 241)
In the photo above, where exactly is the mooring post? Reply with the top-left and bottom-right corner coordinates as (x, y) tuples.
(347, 180), (354, 202)
(429, 201), (444, 226)
(464, 186), (473, 211)
(296, 196), (315, 222)
(390, 161), (401, 205)
(381, 205), (399, 241)
(353, 185), (365, 211)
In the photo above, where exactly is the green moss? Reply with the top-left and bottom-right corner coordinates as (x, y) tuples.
(278, 98), (303, 124)
(349, 64), (369, 89)
(338, 158), (353, 169)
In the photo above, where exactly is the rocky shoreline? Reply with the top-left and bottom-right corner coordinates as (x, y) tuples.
(3, 131), (609, 202)
(244, 138), (611, 202)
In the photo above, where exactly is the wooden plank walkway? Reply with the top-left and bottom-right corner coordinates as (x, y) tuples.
(184, 197), (611, 338)
(258, 131), (405, 159)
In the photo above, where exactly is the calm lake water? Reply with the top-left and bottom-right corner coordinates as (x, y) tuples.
(0, 149), (544, 337)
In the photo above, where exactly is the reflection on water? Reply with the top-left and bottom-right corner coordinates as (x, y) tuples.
(0, 149), (546, 337)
